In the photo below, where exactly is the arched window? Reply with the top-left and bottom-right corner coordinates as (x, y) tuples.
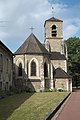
(44, 63), (48, 77)
(31, 61), (36, 76)
(18, 63), (22, 76)
(51, 25), (57, 37)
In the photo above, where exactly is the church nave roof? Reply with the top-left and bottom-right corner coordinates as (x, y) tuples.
(15, 33), (49, 55)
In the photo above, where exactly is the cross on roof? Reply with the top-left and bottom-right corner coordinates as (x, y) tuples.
(29, 26), (35, 33)
(52, 6), (54, 17)
(50, 0), (55, 17)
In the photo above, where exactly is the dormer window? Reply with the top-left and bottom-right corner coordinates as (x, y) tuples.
(51, 25), (57, 37)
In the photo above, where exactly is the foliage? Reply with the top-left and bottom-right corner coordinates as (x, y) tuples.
(0, 90), (14, 99)
(65, 37), (80, 87)
(0, 92), (69, 120)
(0, 90), (6, 99)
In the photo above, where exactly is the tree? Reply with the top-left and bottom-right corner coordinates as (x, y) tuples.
(65, 37), (80, 87)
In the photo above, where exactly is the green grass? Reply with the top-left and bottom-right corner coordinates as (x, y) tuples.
(0, 92), (69, 120)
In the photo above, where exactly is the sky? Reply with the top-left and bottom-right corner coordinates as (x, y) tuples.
(0, 0), (80, 52)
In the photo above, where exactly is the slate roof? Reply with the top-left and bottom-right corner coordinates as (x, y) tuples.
(54, 67), (72, 79)
(0, 40), (13, 56)
(15, 33), (49, 55)
(50, 52), (66, 60)
(44, 17), (63, 26)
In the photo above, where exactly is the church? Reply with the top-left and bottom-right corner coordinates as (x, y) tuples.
(13, 16), (72, 92)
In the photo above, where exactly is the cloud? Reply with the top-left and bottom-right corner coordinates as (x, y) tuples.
(63, 24), (79, 39)
(0, 31), (9, 40)
(0, 0), (51, 43)
(0, 0), (80, 52)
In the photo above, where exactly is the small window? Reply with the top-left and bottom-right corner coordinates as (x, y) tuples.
(18, 63), (22, 76)
(31, 61), (36, 76)
(51, 25), (57, 37)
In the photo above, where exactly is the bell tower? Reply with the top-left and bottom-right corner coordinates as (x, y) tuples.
(44, 17), (63, 53)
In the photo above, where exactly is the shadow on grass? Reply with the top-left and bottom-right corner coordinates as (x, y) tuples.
(0, 63), (40, 120)
(0, 92), (34, 120)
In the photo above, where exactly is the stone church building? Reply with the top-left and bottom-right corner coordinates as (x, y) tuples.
(14, 17), (72, 92)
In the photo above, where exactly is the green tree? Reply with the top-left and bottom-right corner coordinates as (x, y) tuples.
(65, 37), (80, 87)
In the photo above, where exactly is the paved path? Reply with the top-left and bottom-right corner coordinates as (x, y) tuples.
(54, 92), (80, 120)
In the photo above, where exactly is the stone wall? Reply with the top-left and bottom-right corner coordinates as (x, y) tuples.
(51, 60), (67, 72)
(45, 21), (63, 38)
(44, 21), (63, 53)
(14, 54), (44, 79)
(55, 79), (68, 91)
(0, 45), (13, 91)
(27, 81), (41, 92)
(14, 54), (50, 91)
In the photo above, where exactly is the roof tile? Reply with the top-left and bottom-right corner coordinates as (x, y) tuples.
(15, 33), (49, 55)
(54, 67), (72, 78)
(50, 52), (66, 60)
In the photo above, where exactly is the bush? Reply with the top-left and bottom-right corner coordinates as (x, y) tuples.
(58, 89), (63, 92)
(44, 88), (51, 92)
(0, 90), (6, 99)
(6, 91), (14, 96)
(52, 88), (57, 92)
(13, 87), (22, 93)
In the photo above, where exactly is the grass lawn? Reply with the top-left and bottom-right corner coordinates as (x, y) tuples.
(0, 92), (69, 120)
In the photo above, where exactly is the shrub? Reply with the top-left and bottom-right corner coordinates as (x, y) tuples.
(58, 88), (63, 92)
(0, 90), (6, 99)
